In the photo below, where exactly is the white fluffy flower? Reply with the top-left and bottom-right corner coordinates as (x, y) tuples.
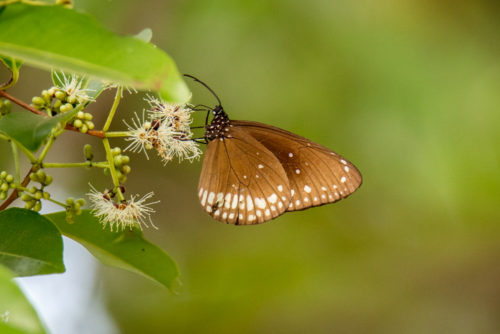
(156, 122), (202, 163)
(54, 72), (93, 104)
(124, 96), (202, 163)
(123, 112), (155, 158)
(87, 185), (158, 231)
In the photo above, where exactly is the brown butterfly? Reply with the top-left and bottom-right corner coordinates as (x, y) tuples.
(186, 75), (362, 225)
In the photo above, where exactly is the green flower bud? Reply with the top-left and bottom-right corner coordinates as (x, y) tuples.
(0, 171), (6, 179)
(77, 111), (85, 119)
(84, 144), (93, 161)
(79, 124), (88, 133)
(32, 96), (45, 106)
(44, 175), (53, 185)
(84, 113), (93, 121)
(60, 103), (73, 113)
(67, 95), (77, 104)
(121, 155), (130, 164)
(29, 187), (37, 194)
(36, 170), (46, 180)
(121, 165), (131, 175)
(29, 173), (38, 181)
(76, 198), (85, 206)
(103, 168), (110, 175)
(25, 201), (34, 210)
(113, 156), (123, 167)
(33, 202), (42, 212)
(35, 191), (43, 200)
(41, 90), (51, 100)
(55, 90), (66, 101)
(0, 192), (6, 200)
(0, 183), (8, 192)
(43, 192), (51, 200)
(21, 194), (32, 201)
(86, 121), (95, 130)
(5, 174), (14, 183)
(112, 147), (121, 156)
(73, 119), (83, 128)
(53, 99), (62, 109)
(48, 87), (56, 96)
(66, 197), (74, 205)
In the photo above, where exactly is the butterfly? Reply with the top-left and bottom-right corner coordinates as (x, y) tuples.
(186, 75), (362, 225)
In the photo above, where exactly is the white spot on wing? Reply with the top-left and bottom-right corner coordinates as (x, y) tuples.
(289, 152), (293, 157)
(341, 176), (347, 183)
(207, 192), (215, 205)
(246, 195), (254, 211)
(268, 194), (278, 204)
(304, 185), (311, 193)
(295, 169), (301, 174)
(255, 198), (266, 209)
(229, 213), (235, 219)
(231, 195), (238, 209)
(201, 190), (208, 206)
(277, 185), (283, 192)
(224, 193), (232, 209)
(258, 164), (264, 169)
(344, 166), (350, 172)
(198, 188), (203, 197)
(341, 159), (347, 165)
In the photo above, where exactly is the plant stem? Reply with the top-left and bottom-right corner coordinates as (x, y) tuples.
(0, 134), (38, 163)
(42, 161), (108, 168)
(105, 131), (131, 138)
(102, 138), (124, 201)
(0, 166), (37, 211)
(0, 90), (106, 138)
(37, 133), (56, 163)
(102, 87), (123, 132)
(10, 141), (20, 183)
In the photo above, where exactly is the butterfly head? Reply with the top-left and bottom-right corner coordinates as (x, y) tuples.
(205, 105), (231, 141)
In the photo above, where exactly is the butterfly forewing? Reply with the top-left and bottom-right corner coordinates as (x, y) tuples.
(231, 121), (362, 212)
(198, 126), (291, 225)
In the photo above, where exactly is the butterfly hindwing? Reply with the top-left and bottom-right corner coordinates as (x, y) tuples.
(231, 121), (362, 212)
(198, 126), (291, 224)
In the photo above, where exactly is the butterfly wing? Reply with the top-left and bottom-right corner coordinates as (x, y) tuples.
(198, 126), (291, 224)
(232, 120), (362, 211)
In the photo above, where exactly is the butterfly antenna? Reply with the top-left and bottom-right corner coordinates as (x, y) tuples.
(184, 74), (223, 107)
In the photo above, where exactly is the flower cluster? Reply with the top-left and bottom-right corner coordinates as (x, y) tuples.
(124, 96), (201, 163)
(31, 73), (95, 133)
(87, 185), (158, 231)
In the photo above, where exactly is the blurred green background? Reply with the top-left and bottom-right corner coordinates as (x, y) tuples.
(8, 0), (500, 333)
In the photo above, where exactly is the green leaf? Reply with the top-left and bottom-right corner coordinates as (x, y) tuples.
(0, 3), (190, 103)
(0, 208), (64, 277)
(135, 28), (153, 43)
(46, 210), (181, 291)
(0, 265), (46, 334)
(0, 107), (79, 152)
(0, 55), (22, 89)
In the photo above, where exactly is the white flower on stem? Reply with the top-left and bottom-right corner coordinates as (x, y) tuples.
(156, 121), (202, 163)
(123, 112), (155, 158)
(87, 185), (159, 231)
(145, 95), (193, 132)
(125, 96), (202, 163)
(54, 72), (94, 104)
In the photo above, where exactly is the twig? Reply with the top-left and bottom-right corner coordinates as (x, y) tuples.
(0, 166), (36, 211)
(0, 90), (105, 138)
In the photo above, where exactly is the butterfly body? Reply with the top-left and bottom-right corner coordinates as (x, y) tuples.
(198, 107), (362, 225)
